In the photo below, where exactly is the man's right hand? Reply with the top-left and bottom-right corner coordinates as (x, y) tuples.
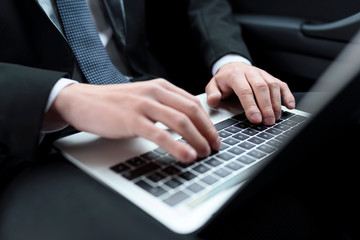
(48, 79), (221, 163)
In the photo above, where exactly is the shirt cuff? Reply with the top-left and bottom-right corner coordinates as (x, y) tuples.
(42, 78), (78, 134)
(45, 78), (78, 112)
(212, 54), (252, 76)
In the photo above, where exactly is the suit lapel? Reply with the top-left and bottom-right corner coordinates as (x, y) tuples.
(102, 0), (127, 48)
(35, 0), (65, 36)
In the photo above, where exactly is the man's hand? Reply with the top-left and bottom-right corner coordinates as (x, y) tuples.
(206, 62), (296, 125)
(50, 79), (221, 163)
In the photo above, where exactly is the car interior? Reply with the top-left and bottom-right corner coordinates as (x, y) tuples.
(148, 0), (360, 95)
(230, 0), (360, 91)
(2, 1), (358, 239)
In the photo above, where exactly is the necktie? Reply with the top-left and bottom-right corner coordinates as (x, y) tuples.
(56, 0), (130, 85)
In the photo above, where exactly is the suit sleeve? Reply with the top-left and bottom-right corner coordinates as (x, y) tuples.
(187, 0), (251, 70)
(0, 63), (68, 183)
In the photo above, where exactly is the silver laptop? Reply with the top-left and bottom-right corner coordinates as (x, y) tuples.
(54, 30), (360, 234)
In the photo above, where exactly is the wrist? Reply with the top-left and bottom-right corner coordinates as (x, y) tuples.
(42, 79), (78, 132)
(45, 78), (78, 112)
(212, 54), (252, 76)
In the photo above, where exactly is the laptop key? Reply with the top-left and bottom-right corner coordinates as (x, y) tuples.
(163, 191), (190, 206)
(251, 124), (268, 131)
(147, 172), (166, 183)
(233, 133), (249, 141)
(257, 132), (274, 140)
(201, 175), (218, 185)
(257, 144), (276, 154)
(214, 168), (231, 178)
(234, 120), (253, 129)
(248, 136), (265, 145)
(141, 151), (161, 161)
(122, 162), (161, 180)
(222, 137), (240, 146)
(219, 131), (232, 138)
(179, 171), (197, 181)
(237, 155), (256, 165)
(111, 163), (130, 173)
(225, 126), (241, 133)
(126, 157), (146, 167)
(273, 124), (291, 131)
(193, 164), (210, 174)
(282, 120), (298, 127)
(157, 155), (177, 165)
(242, 129), (259, 136)
(289, 115), (308, 123)
(238, 141), (255, 150)
(267, 139), (282, 148)
(216, 152), (234, 161)
(248, 149), (267, 159)
(282, 129), (296, 137)
(226, 162), (243, 171)
(214, 118), (238, 131)
(187, 183), (205, 193)
(162, 166), (181, 175)
(228, 146), (246, 155)
(205, 158), (222, 167)
(136, 180), (166, 197)
(218, 143), (230, 151)
(275, 134), (290, 142)
(281, 111), (295, 119)
(175, 161), (195, 169)
(165, 178), (183, 189)
(265, 128), (282, 135)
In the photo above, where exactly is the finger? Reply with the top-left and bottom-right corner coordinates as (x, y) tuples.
(260, 71), (282, 120)
(231, 74), (263, 124)
(137, 118), (198, 163)
(143, 100), (213, 159)
(205, 77), (222, 108)
(151, 84), (221, 151)
(246, 71), (276, 125)
(280, 82), (296, 109)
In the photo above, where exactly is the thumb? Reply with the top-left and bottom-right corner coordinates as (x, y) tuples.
(205, 77), (222, 108)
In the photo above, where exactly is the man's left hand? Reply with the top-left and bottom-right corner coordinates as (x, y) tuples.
(206, 62), (296, 125)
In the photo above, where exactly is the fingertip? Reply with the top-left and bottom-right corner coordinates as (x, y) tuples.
(275, 111), (282, 121)
(282, 89), (296, 110)
(249, 112), (262, 124)
(207, 92), (221, 107)
(211, 136), (222, 151)
(263, 116), (276, 126)
(183, 147), (198, 163)
(287, 101), (296, 109)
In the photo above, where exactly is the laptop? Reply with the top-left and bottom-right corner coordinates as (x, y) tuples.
(54, 30), (360, 234)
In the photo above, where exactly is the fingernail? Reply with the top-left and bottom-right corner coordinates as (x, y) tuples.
(275, 111), (282, 120)
(207, 92), (221, 107)
(264, 117), (275, 126)
(288, 101), (296, 109)
(212, 137), (222, 150)
(185, 148), (197, 162)
(209, 92), (221, 99)
(251, 113), (262, 123)
(201, 145), (211, 158)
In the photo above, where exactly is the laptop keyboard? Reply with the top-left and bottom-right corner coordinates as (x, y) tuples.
(110, 110), (308, 207)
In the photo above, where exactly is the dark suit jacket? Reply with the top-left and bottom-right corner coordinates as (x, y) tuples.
(0, 0), (250, 183)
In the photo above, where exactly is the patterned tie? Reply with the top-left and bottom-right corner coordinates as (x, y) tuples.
(56, 0), (130, 84)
